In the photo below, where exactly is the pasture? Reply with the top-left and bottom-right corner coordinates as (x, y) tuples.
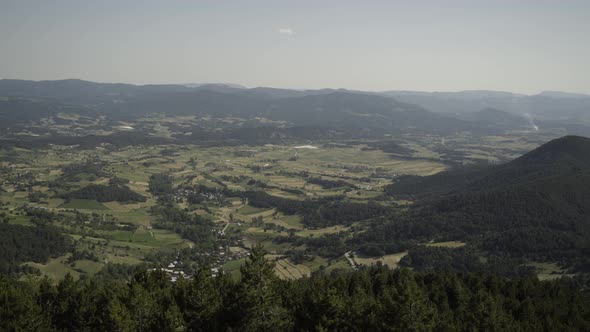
(1, 131), (551, 280)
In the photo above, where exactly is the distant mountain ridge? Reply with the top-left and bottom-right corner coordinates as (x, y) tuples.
(3, 78), (587, 102)
(181, 83), (247, 89)
(0, 79), (484, 134)
(382, 89), (590, 123)
(1, 79), (589, 135)
(458, 108), (533, 130)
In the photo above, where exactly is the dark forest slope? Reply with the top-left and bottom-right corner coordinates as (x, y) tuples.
(378, 136), (590, 270)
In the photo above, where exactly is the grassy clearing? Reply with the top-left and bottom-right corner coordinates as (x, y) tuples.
(426, 241), (466, 248)
(266, 189), (301, 200)
(353, 251), (408, 269)
(59, 199), (109, 210)
(106, 229), (154, 244)
(300, 256), (328, 271)
(296, 225), (350, 237)
(106, 253), (143, 265)
(222, 258), (247, 280)
(47, 198), (66, 208)
(238, 204), (270, 215)
(8, 215), (33, 226)
(324, 257), (353, 273)
(244, 227), (282, 236)
(531, 262), (576, 280)
(102, 200), (152, 212)
(102, 228), (187, 249)
(71, 259), (104, 275)
(273, 258), (311, 279)
(107, 210), (153, 227)
(23, 254), (99, 281)
(269, 214), (304, 230)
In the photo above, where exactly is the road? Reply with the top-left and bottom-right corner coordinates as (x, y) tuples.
(344, 251), (358, 270)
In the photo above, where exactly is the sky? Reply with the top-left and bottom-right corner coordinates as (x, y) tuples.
(1, 0), (589, 94)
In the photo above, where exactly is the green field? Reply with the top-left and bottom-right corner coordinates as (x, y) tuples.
(0, 131), (559, 281)
(222, 258), (247, 280)
(273, 258), (311, 279)
(426, 241), (466, 248)
(59, 199), (109, 210)
(238, 204), (270, 215)
(353, 251), (408, 269)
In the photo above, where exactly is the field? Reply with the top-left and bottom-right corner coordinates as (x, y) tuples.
(25, 254), (83, 280)
(353, 251), (408, 269)
(273, 258), (312, 280)
(426, 241), (466, 248)
(531, 262), (576, 281)
(0, 130), (559, 281)
(59, 199), (109, 210)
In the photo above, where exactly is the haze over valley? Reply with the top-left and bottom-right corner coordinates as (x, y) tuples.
(2, 1), (590, 331)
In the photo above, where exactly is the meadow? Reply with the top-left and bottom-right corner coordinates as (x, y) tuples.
(0, 130), (557, 280)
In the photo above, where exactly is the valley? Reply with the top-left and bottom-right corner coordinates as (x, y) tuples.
(3, 2), (590, 329)
(1, 79), (590, 331)
(0, 119), (573, 281)
(1, 79), (589, 291)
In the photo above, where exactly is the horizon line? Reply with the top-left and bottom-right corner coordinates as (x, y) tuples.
(1, 77), (589, 97)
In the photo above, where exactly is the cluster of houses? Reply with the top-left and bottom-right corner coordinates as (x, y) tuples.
(201, 245), (250, 277)
(172, 186), (225, 204)
(156, 246), (251, 281)
(150, 259), (188, 282)
(165, 260), (187, 282)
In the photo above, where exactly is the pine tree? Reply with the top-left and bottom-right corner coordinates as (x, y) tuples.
(237, 243), (292, 331)
(176, 267), (222, 331)
(107, 297), (135, 332)
(379, 269), (436, 331)
(53, 273), (82, 330)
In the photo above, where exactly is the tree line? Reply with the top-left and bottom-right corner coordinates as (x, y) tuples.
(245, 191), (392, 228)
(1, 244), (589, 331)
(0, 223), (70, 275)
(61, 184), (146, 203)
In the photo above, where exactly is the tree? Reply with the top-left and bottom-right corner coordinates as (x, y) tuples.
(107, 297), (135, 332)
(129, 283), (156, 332)
(378, 269), (436, 331)
(176, 267), (223, 331)
(188, 157), (197, 171)
(0, 276), (49, 330)
(148, 174), (174, 195)
(53, 273), (82, 331)
(237, 243), (292, 331)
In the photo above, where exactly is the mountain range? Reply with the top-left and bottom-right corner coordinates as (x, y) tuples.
(3, 79), (589, 136)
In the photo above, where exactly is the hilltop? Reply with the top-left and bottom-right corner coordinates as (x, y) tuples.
(376, 136), (590, 273)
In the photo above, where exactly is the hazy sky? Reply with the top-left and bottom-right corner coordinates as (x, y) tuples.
(1, 0), (589, 94)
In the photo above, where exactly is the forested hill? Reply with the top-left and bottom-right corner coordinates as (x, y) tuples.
(467, 135), (590, 190)
(508, 135), (590, 167)
(387, 135), (590, 197)
(2, 245), (589, 331)
(0, 79), (523, 135)
(377, 136), (590, 272)
(2, 79), (590, 138)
